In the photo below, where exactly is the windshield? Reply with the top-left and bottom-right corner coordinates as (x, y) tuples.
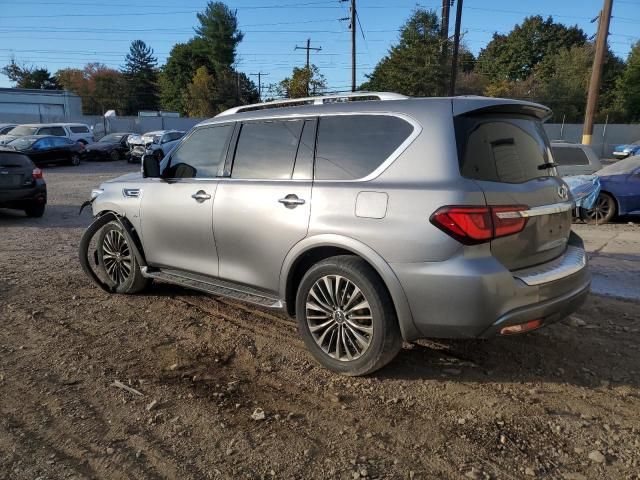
(8, 137), (36, 150)
(100, 134), (124, 143)
(597, 156), (640, 176)
(8, 126), (38, 136)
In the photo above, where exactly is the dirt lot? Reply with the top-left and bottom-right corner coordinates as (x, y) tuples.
(1, 162), (639, 480)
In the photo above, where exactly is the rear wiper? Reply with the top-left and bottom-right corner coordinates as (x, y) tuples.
(537, 162), (556, 170)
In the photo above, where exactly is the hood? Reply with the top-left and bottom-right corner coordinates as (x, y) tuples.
(103, 172), (142, 184)
(0, 135), (18, 145)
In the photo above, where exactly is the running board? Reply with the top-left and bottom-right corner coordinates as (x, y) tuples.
(141, 267), (284, 309)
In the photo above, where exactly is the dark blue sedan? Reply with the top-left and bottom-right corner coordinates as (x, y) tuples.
(581, 156), (640, 224)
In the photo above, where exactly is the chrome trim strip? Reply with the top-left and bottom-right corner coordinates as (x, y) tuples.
(513, 245), (586, 286)
(495, 200), (574, 219)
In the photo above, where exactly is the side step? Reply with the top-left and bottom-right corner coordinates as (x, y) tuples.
(142, 267), (284, 309)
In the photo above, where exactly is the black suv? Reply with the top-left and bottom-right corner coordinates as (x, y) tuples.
(0, 148), (47, 217)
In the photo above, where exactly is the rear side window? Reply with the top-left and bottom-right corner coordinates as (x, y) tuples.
(51, 137), (72, 146)
(455, 115), (555, 183)
(232, 120), (303, 179)
(70, 126), (89, 133)
(0, 152), (32, 167)
(315, 115), (414, 180)
(551, 146), (589, 165)
(162, 124), (232, 179)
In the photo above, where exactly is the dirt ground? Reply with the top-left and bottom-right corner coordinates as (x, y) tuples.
(1, 162), (639, 480)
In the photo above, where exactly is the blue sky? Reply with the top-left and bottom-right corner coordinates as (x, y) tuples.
(1, 0), (638, 95)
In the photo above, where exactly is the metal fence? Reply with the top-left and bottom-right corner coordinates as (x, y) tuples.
(544, 123), (640, 158)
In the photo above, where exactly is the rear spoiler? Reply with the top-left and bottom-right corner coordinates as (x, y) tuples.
(452, 97), (552, 122)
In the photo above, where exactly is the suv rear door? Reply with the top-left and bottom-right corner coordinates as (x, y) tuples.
(213, 118), (315, 292)
(455, 109), (573, 271)
(0, 152), (34, 191)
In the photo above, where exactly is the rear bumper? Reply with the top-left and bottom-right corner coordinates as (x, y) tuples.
(0, 183), (47, 209)
(390, 234), (590, 341)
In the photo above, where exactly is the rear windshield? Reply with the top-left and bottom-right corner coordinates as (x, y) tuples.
(0, 151), (32, 167)
(551, 146), (589, 165)
(455, 114), (556, 183)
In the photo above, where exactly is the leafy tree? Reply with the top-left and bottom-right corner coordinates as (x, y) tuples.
(2, 59), (59, 89)
(159, 38), (211, 113)
(195, 1), (243, 70)
(614, 42), (640, 122)
(56, 63), (127, 114)
(360, 9), (447, 96)
(477, 16), (586, 81)
(278, 65), (326, 98)
(122, 40), (159, 114)
(184, 66), (218, 117)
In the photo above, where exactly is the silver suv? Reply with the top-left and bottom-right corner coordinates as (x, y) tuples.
(80, 93), (590, 376)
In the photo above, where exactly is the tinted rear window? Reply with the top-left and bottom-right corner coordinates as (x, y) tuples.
(315, 115), (414, 180)
(455, 115), (555, 183)
(551, 146), (589, 165)
(0, 152), (32, 167)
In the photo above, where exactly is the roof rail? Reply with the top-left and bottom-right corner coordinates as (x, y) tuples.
(216, 92), (408, 117)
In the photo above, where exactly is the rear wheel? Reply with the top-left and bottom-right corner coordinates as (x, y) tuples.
(295, 255), (402, 376)
(581, 192), (616, 224)
(109, 150), (120, 161)
(24, 203), (45, 218)
(96, 221), (149, 294)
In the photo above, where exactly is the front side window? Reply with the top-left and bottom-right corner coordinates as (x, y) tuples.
(161, 124), (233, 179)
(39, 126), (66, 136)
(314, 115), (414, 180)
(232, 120), (304, 180)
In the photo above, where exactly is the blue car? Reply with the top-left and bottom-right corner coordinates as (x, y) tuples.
(612, 141), (640, 159)
(581, 156), (640, 224)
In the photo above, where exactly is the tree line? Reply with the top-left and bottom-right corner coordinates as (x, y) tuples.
(2, 4), (639, 123)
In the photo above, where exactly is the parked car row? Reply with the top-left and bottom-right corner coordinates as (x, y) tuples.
(0, 122), (94, 145)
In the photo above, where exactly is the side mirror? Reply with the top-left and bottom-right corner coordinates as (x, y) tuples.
(142, 154), (160, 178)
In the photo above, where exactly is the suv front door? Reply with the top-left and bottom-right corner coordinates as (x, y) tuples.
(140, 124), (234, 277)
(213, 118), (315, 292)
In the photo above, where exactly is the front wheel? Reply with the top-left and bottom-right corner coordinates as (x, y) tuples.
(70, 153), (81, 166)
(109, 150), (120, 161)
(295, 255), (402, 376)
(96, 221), (149, 294)
(154, 149), (164, 162)
(580, 192), (616, 224)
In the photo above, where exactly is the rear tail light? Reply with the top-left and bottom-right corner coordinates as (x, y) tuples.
(430, 205), (527, 245)
(32, 168), (43, 180)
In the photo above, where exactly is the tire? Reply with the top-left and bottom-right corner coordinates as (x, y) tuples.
(70, 153), (81, 166)
(24, 203), (45, 218)
(96, 221), (149, 294)
(109, 150), (120, 161)
(295, 255), (402, 376)
(154, 149), (164, 162)
(580, 192), (616, 224)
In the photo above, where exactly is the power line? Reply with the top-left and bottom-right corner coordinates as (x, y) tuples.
(250, 72), (269, 101)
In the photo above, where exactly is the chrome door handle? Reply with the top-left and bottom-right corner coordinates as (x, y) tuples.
(278, 194), (305, 208)
(191, 190), (212, 202)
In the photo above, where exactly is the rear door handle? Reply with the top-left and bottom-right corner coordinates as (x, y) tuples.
(191, 190), (212, 202)
(278, 194), (305, 208)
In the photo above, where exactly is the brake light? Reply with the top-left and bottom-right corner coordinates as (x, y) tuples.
(430, 205), (528, 245)
(32, 168), (43, 180)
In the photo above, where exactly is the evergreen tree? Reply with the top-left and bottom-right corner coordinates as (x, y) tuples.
(195, 2), (243, 70)
(122, 40), (159, 114)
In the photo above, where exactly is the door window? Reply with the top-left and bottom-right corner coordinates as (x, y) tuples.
(51, 137), (72, 147)
(232, 120), (304, 180)
(314, 115), (414, 180)
(38, 126), (66, 136)
(292, 120), (316, 180)
(34, 138), (54, 150)
(161, 124), (233, 179)
(70, 125), (90, 133)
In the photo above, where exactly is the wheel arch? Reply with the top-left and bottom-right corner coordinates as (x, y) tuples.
(280, 234), (419, 341)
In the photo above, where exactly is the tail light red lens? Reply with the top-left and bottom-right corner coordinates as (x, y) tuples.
(32, 168), (43, 180)
(430, 205), (528, 245)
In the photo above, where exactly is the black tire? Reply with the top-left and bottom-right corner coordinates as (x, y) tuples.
(109, 149), (120, 161)
(580, 192), (616, 224)
(24, 203), (45, 218)
(154, 149), (164, 162)
(70, 153), (81, 166)
(96, 221), (149, 294)
(295, 255), (402, 376)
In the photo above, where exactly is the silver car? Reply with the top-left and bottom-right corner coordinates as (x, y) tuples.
(80, 92), (590, 376)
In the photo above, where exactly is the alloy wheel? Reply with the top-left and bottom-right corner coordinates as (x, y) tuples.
(585, 194), (612, 223)
(305, 275), (373, 361)
(101, 229), (132, 285)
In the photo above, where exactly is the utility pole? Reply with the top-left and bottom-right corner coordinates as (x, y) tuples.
(250, 72), (269, 102)
(582, 0), (613, 145)
(295, 38), (322, 95)
(449, 0), (464, 96)
(295, 38), (322, 69)
(440, 0), (451, 55)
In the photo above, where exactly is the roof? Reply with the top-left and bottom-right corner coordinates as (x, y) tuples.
(19, 122), (89, 127)
(0, 87), (79, 98)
